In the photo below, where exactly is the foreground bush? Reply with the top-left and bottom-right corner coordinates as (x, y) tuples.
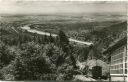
(0, 41), (15, 69)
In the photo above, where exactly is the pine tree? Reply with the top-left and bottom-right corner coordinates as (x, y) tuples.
(44, 34), (49, 44)
(58, 30), (77, 68)
(49, 33), (54, 43)
(58, 30), (69, 56)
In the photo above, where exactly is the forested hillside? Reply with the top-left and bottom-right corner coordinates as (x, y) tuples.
(68, 21), (127, 49)
(0, 15), (126, 80)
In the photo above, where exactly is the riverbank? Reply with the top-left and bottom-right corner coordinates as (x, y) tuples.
(21, 25), (93, 46)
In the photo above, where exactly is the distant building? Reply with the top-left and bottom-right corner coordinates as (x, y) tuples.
(103, 36), (127, 81)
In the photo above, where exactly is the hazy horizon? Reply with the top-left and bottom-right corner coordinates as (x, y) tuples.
(0, 1), (126, 15)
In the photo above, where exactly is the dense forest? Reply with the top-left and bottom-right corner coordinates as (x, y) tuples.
(0, 15), (126, 80)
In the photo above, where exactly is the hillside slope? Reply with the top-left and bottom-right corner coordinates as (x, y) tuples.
(96, 21), (127, 48)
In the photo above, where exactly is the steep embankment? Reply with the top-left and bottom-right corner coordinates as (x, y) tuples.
(92, 21), (127, 48)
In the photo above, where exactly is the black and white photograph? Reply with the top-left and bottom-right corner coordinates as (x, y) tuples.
(0, 0), (127, 81)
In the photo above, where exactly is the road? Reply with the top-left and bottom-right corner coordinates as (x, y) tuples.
(21, 25), (93, 46)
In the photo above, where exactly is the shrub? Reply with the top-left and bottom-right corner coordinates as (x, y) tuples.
(0, 42), (15, 68)
(57, 64), (75, 80)
(11, 42), (57, 80)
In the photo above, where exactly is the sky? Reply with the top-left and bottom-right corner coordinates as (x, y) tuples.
(0, 0), (126, 15)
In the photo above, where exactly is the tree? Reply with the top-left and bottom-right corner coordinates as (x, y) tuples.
(49, 33), (54, 43)
(11, 42), (57, 80)
(58, 30), (69, 57)
(56, 63), (76, 80)
(0, 41), (14, 68)
(44, 34), (49, 44)
(13, 57), (25, 80)
(57, 30), (77, 68)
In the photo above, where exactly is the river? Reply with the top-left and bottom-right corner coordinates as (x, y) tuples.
(21, 25), (93, 46)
